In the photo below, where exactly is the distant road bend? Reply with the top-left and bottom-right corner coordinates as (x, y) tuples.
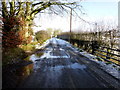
(19, 38), (120, 88)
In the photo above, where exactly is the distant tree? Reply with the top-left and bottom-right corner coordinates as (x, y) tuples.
(46, 28), (53, 37)
(1, 0), (83, 48)
(53, 29), (61, 37)
(35, 30), (50, 44)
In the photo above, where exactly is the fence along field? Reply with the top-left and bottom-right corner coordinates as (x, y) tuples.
(57, 29), (120, 66)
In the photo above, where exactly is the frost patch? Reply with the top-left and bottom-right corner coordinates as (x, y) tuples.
(30, 54), (40, 61)
(40, 50), (70, 59)
(79, 51), (120, 79)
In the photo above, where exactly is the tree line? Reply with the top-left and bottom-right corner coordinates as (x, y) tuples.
(1, 0), (81, 48)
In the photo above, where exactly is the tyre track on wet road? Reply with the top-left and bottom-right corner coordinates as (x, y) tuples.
(18, 38), (120, 88)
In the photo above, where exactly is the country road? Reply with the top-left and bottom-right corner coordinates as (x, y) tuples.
(16, 38), (119, 88)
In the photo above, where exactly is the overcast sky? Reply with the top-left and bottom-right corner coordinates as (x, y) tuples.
(32, 0), (118, 33)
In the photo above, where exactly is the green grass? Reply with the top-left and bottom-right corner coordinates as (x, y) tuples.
(35, 52), (44, 57)
(30, 41), (38, 45)
(105, 62), (112, 65)
(2, 41), (39, 66)
(24, 56), (31, 62)
(2, 47), (28, 65)
(21, 44), (35, 51)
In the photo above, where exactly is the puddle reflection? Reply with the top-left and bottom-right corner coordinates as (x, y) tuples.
(3, 64), (34, 88)
(15, 64), (33, 77)
(14, 64), (34, 86)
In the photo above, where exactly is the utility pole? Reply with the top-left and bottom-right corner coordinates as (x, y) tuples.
(95, 23), (98, 41)
(69, 8), (72, 43)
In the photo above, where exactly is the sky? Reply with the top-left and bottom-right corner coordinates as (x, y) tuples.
(32, 0), (118, 33)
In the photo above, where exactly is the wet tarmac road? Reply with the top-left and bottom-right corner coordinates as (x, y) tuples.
(18, 38), (119, 88)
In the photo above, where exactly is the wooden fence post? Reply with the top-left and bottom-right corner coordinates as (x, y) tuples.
(106, 48), (110, 59)
(92, 41), (95, 54)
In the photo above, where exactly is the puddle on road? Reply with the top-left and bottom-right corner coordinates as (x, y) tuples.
(15, 64), (33, 76)
(3, 38), (87, 88)
(3, 64), (34, 88)
(3, 52), (44, 88)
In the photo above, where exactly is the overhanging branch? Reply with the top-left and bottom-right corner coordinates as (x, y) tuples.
(30, 2), (76, 16)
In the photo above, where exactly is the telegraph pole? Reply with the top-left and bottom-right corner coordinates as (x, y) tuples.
(69, 8), (72, 43)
